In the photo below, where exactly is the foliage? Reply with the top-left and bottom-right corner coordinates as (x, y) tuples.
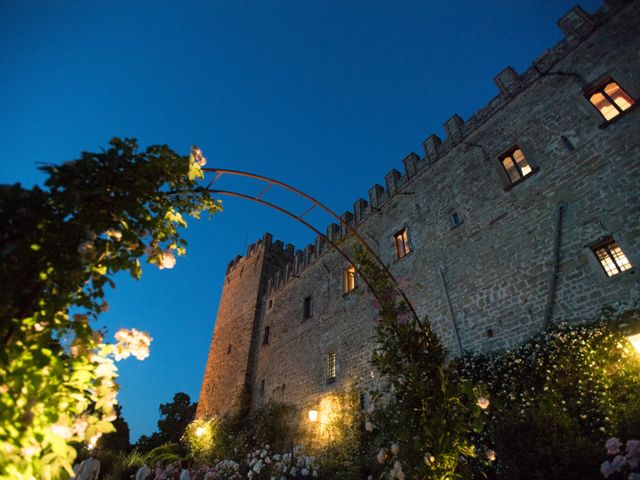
(314, 390), (379, 479)
(355, 249), (487, 480)
(97, 404), (131, 453)
(157, 392), (198, 446)
(187, 400), (300, 463)
(184, 418), (220, 461)
(0, 138), (220, 479)
(455, 309), (640, 480)
(145, 443), (183, 466)
(490, 400), (601, 480)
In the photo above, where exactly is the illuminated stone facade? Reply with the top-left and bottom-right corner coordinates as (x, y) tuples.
(197, 0), (640, 419)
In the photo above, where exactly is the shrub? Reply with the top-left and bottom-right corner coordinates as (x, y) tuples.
(455, 309), (640, 480)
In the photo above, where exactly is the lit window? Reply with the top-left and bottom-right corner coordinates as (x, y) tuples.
(262, 326), (270, 345)
(588, 81), (635, 122)
(394, 228), (411, 259)
(501, 147), (532, 184)
(592, 238), (632, 277)
(303, 295), (313, 320)
(325, 352), (336, 384)
(344, 265), (356, 293)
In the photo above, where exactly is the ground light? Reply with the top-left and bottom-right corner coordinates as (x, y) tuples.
(308, 410), (318, 422)
(195, 426), (206, 437)
(627, 333), (640, 354)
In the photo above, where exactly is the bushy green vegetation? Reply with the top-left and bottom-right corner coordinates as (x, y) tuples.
(0, 138), (219, 479)
(456, 308), (640, 480)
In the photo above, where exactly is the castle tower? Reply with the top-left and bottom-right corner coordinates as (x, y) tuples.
(196, 233), (294, 418)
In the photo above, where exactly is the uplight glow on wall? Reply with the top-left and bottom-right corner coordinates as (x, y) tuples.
(627, 333), (640, 354)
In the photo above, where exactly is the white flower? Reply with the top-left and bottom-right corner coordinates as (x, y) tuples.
(21, 446), (39, 457)
(365, 421), (374, 432)
(390, 443), (400, 455)
(113, 328), (152, 361)
(51, 423), (73, 439)
(105, 228), (123, 241)
(377, 448), (387, 464)
(424, 452), (435, 466)
(301, 468), (309, 476)
(477, 397), (490, 410)
(486, 449), (496, 462)
(159, 250), (176, 270)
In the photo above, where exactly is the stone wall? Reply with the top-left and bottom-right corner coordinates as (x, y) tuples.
(196, 234), (294, 418)
(199, 0), (640, 418)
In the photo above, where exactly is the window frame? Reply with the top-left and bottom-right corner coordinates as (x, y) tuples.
(449, 210), (462, 229)
(303, 295), (313, 320)
(393, 228), (411, 260)
(585, 78), (637, 125)
(262, 326), (270, 345)
(499, 146), (536, 188)
(343, 265), (357, 294)
(590, 237), (633, 277)
(325, 352), (337, 385)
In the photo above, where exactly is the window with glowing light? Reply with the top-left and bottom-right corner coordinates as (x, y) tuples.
(325, 352), (336, 384)
(591, 238), (632, 277)
(394, 228), (411, 259)
(587, 80), (635, 122)
(343, 265), (356, 294)
(501, 147), (533, 184)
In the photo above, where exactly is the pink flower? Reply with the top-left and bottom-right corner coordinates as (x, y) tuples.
(477, 397), (490, 410)
(191, 146), (207, 166)
(627, 439), (640, 459)
(606, 437), (623, 455)
(396, 312), (411, 325)
(601, 461), (615, 478)
(612, 454), (627, 471)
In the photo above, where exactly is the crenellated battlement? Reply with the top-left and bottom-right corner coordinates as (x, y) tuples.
(225, 232), (296, 275)
(201, 0), (640, 419)
(236, 2), (619, 297)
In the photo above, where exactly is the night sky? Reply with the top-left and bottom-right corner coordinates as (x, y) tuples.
(0, 0), (601, 441)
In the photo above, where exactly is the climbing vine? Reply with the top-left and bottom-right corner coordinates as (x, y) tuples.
(356, 249), (490, 480)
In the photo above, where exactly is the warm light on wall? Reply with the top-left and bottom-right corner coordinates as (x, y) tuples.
(627, 333), (640, 354)
(308, 410), (318, 422)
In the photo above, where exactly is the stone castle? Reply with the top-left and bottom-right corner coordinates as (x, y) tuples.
(197, 0), (640, 419)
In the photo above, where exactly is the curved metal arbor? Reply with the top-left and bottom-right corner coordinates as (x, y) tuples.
(201, 167), (420, 323)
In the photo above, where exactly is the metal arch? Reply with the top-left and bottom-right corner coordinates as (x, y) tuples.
(202, 168), (420, 324)
(207, 189), (380, 300)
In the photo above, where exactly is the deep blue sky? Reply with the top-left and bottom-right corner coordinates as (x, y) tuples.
(1, 0), (601, 441)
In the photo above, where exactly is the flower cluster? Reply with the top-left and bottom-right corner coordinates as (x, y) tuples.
(376, 443), (405, 480)
(456, 320), (638, 435)
(112, 328), (152, 361)
(195, 460), (242, 480)
(601, 437), (640, 478)
(164, 445), (318, 480)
